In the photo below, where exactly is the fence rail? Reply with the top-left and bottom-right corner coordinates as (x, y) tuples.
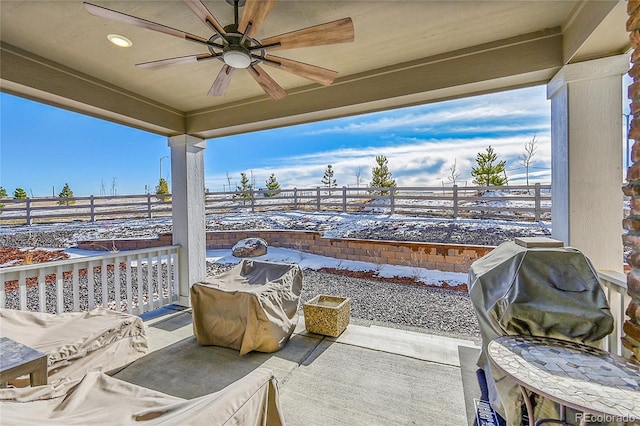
(0, 246), (180, 315)
(0, 184), (551, 225)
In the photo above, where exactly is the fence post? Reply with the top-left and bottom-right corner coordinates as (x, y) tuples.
(147, 193), (152, 219)
(250, 188), (255, 213)
(342, 186), (347, 212)
(534, 183), (541, 221)
(390, 187), (395, 215)
(90, 195), (95, 222)
(453, 184), (459, 219)
(316, 187), (321, 211)
(26, 198), (31, 225)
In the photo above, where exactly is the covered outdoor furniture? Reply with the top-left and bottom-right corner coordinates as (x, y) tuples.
(0, 368), (285, 425)
(191, 260), (303, 355)
(0, 308), (148, 387)
(468, 239), (613, 426)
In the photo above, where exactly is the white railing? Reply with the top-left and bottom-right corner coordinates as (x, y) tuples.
(598, 270), (631, 357)
(0, 246), (180, 315)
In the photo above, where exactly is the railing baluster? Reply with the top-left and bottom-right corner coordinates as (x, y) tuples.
(38, 269), (46, 312)
(136, 254), (144, 315)
(114, 255), (121, 312)
(101, 258), (108, 309)
(0, 273), (5, 309)
(155, 250), (163, 306)
(146, 253), (154, 311)
(19, 270), (27, 311)
(88, 261), (96, 310)
(72, 263), (80, 312)
(56, 266), (64, 313)
(126, 255), (133, 313)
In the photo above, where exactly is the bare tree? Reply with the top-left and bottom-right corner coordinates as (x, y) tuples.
(355, 166), (363, 188)
(520, 135), (538, 187)
(447, 159), (461, 185)
(225, 171), (232, 193)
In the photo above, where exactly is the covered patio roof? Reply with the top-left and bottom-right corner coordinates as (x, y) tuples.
(0, 1), (629, 139)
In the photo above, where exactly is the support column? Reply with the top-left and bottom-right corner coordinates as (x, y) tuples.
(547, 54), (628, 273)
(168, 134), (206, 307)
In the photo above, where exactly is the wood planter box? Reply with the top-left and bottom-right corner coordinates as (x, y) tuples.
(303, 295), (351, 337)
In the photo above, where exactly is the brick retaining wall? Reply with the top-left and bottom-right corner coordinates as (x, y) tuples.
(77, 230), (494, 273)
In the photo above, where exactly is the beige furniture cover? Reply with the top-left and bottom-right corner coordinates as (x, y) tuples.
(468, 241), (613, 426)
(0, 368), (285, 425)
(0, 308), (148, 387)
(192, 260), (303, 355)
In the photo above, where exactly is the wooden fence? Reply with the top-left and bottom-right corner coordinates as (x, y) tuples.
(0, 184), (551, 225)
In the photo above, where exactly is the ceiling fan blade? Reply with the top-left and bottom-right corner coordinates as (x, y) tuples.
(238, 0), (277, 38)
(183, 0), (226, 36)
(261, 17), (354, 51)
(136, 53), (217, 70)
(262, 55), (337, 86)
(247, 65), (287, 100)
(84, 2), (212, 46)
(208, 65), (236, 96)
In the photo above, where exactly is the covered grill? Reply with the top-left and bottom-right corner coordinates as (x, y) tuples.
(468, 238), (613, 425)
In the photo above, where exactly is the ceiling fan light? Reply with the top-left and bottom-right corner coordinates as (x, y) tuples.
(223, 50), (251, 69)
(107, 34), (133, 48)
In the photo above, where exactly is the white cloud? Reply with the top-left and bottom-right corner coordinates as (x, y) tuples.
(206, 134), (551, 191)
(303, 88), (549, 136)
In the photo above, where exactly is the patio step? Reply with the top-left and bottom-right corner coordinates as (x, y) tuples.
(295, 321), (478, 367)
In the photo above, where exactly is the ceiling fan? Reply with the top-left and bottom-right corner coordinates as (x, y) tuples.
(84, 0), (354, 100)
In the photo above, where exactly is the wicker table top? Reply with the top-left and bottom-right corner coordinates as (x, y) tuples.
(488, 335), (640, 419)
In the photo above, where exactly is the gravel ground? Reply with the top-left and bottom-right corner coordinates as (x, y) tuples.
(206, 263), (480, 342)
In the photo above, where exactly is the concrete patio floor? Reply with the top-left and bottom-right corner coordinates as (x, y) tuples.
(114, 306), (482, 426)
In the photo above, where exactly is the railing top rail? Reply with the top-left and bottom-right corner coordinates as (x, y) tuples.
(0, 245), (181, 274)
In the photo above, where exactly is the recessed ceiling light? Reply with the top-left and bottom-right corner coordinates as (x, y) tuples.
(107, 34), (133, 48)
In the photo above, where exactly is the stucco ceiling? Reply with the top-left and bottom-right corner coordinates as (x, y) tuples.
(0, 1), (630, 139)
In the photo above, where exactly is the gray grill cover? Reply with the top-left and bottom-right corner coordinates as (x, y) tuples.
(468, 241), (613, 425)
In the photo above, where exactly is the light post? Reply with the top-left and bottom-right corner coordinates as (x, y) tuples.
(159, 156), (169, 181)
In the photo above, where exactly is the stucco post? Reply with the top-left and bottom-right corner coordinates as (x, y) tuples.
(547, 54), (628, 273)
(168, 134), (206, 307)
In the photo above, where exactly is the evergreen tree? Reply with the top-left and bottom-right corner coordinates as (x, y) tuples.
(370, 155), (396, 195)
(14, 187), (27, 199)
(236, 172), (252, 199)
(321, 165), (337, 188)
(264, 173), (280, 197)
(471, 145), (507, 187)
(57, 183), (76, 205)
(155, 178), (170, 201)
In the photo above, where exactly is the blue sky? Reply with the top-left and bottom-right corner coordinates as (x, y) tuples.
(1, 86), (553, 197)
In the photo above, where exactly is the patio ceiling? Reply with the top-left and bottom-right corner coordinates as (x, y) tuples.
(0, 0), (630, 139)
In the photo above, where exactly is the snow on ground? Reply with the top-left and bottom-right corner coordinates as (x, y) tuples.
(207, 246), (468, 287)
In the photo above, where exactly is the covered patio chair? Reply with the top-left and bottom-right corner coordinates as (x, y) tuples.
(0, 308), (148, 387)
(191, 259), (303, 355)
(0, 368), (284, 425)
